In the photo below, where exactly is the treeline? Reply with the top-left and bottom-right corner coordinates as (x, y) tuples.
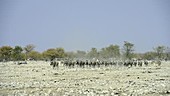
(0, 41), (170, 61)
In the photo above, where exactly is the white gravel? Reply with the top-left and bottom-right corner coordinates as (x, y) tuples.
(0, 61), (170, 96)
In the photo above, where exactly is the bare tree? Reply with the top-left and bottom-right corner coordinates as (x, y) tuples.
(24, 44), (35, 60)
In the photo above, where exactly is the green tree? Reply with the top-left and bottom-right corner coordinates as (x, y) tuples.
(12, 46), (23, 61)
(55, 47), (66, 58)
(99, 48), (107, 59)
(165, 47), (170, 60)
(42, 47), (66, 60)
(106, 45), (120, 58)
(153, 46), (165, 59)
(75, 50), (86, 58)
(133, 53), (144, 59)
(0, 46), (13, 61)
(42, 48), (57, 60)
(28, 51), (42, 60)
(123, 41), (134, 60)
(99, 45), (120, 59)
(87, 48), (98, 58)
(143, 52), (156, 60)
(66, 51), (76, 59)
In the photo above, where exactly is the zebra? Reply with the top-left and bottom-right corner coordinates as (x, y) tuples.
(50, 61), (59, 69)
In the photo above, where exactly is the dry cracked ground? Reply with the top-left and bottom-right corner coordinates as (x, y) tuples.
(0, 61), (170, 96)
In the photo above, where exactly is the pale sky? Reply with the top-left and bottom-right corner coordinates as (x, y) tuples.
(0, 0), (170, 52)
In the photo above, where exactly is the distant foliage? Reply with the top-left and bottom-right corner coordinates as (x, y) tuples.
(153, 46), (166, 59)
(55, 48), (66, 58)
(75, 50), (86, 58)
(0, 46), (13, 61)
(65, 51), (76, 59)
(12, 46), (23, 61)
(42, 48), (66, 60)
(24, 44), (35, 53)
(28, 51), (42, 60)
(0, 43), (169, 61)
(165, 47), (170, 60)
(122, 41), (134, 60)
(24, 44), (35, 60)
(99, 45), (120, 59)
(143, 52), (157, 60)
(87, 48), (99, 59)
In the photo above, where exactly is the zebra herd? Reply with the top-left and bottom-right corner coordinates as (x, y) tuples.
(50, 59), (162, 69)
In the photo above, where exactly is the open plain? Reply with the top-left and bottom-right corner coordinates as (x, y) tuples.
(0, 61), (170, 96)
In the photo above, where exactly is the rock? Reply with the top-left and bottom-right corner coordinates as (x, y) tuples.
(53, 73), (59, 75)
(165, 90), (170, 94)
(127, 75), (130, 77)
(115, 92), (119, 95)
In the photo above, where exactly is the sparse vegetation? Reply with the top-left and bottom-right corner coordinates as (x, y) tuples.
(154, 46), (166, 59)
(122, 41), (134, 60)
(42, 48), (66, 60)
(0, 42), (170, 61)
(0, 46), (13, 61)
(24, 44), (35, 60)
(12, 46), (24, 61)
